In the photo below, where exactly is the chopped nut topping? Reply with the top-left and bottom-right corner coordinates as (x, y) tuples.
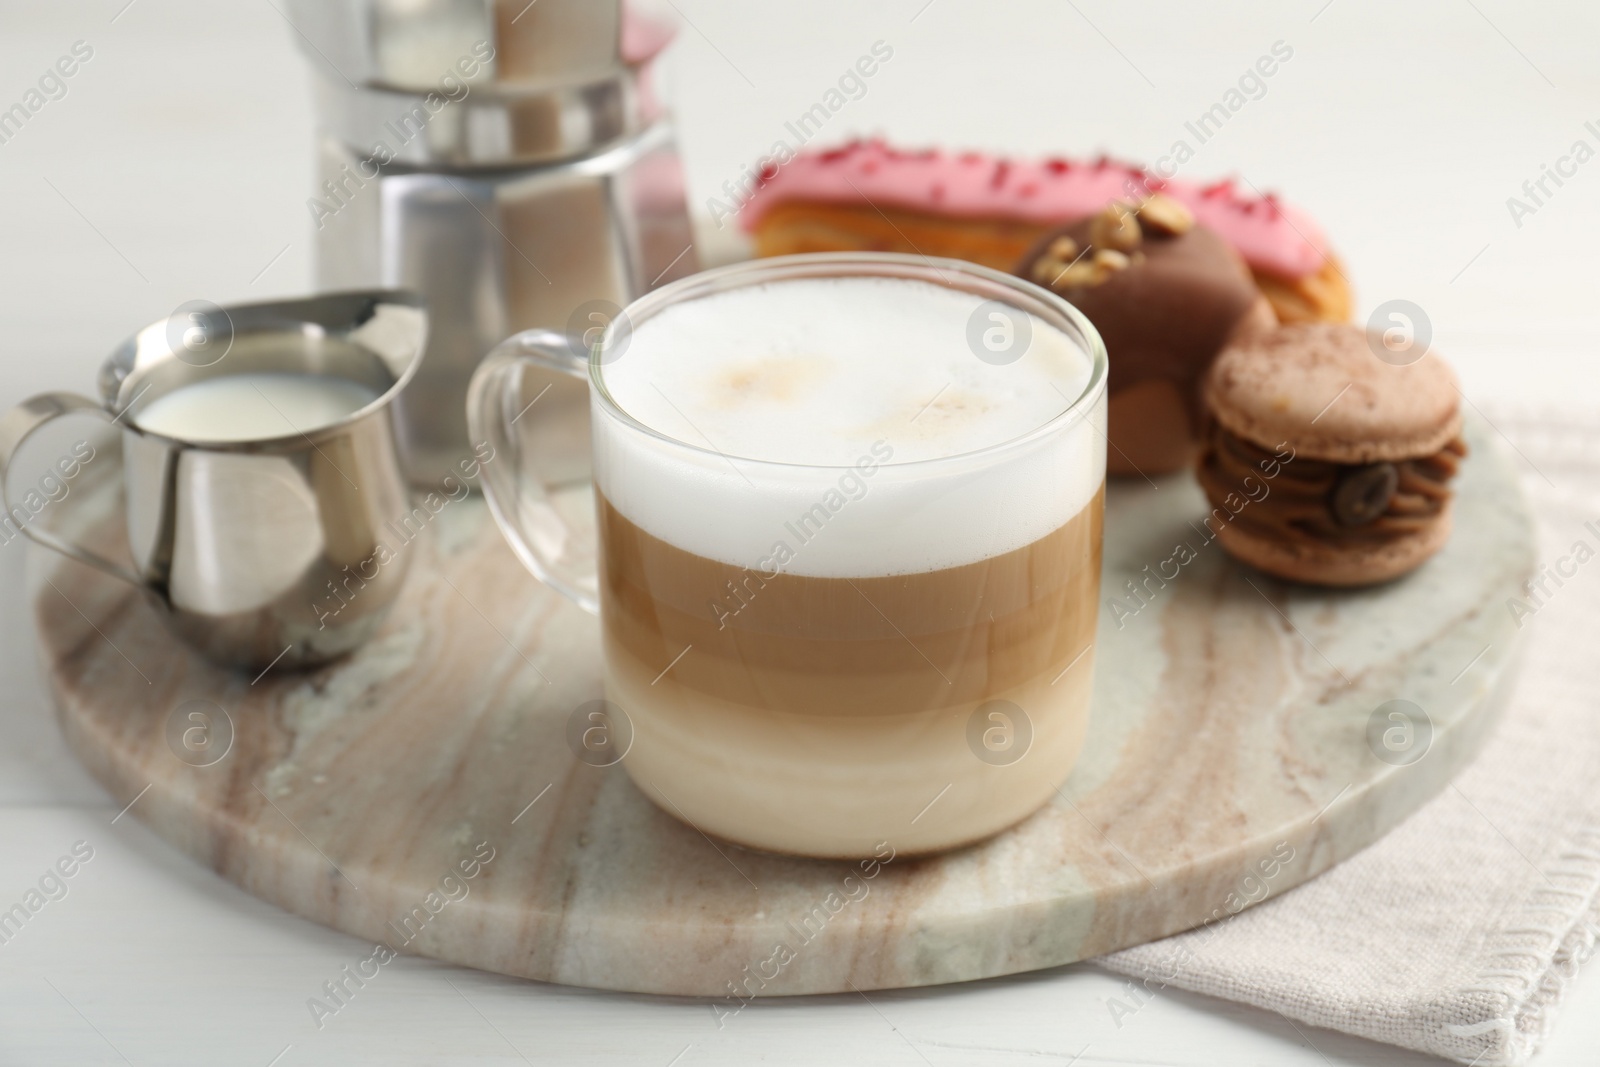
(1031, 257), (1069, 284)
(1094, 248), (1131, 272)
(1045, 235), (1080, 261)
(1136, 193), (1195, 237)
(1089, 202), (1142, 252)
(1049, 260), (1104, 291)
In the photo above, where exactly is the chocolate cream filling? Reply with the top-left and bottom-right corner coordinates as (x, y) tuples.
(1197, 424), (1466, 547)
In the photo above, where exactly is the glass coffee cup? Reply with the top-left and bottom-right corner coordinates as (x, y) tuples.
(469, 254), (1107, 857)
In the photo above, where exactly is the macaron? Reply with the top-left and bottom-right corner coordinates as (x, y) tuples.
(1196, 322), (1466, 586)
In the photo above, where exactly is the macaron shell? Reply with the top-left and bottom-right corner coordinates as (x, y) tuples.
(1206, 322), (1462, 463)
(1216, 503), (1454, 586)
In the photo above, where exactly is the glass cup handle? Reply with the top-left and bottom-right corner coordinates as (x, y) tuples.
(0, 392), (144, 587)
(467, 329), (601, 616)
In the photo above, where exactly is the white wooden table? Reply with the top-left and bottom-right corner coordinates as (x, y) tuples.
(2, 2), (1598, 1063)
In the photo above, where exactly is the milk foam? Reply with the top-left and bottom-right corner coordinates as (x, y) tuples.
(604, 277), (1092, 465)
(596, 276), (1105, 576)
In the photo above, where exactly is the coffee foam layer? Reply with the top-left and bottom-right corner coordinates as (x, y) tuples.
(604, 277), (1092, 466)
(595, 276), (1105, 576)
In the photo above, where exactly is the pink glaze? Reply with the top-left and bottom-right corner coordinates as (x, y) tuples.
(621, 3), (676, 64)
(738, 140), (1330, 279)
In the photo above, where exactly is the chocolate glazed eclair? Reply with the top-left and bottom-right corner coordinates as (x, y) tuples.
(1196, 322), (1466, 586)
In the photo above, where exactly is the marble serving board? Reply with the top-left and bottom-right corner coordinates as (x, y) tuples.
(36, 416), (1532, 997)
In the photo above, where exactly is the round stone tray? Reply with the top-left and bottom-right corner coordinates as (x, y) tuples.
(37, 415), (1531, 995)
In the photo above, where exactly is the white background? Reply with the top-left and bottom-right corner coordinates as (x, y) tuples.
(2, 1), (1598, 1064)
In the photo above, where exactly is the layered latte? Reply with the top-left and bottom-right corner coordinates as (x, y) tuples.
(593, 274), (1106, 857)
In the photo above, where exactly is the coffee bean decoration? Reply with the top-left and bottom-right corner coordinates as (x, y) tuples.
(1331, 462), (1400, 526)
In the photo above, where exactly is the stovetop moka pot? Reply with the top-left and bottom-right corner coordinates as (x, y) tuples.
(287, 0), (698, 485)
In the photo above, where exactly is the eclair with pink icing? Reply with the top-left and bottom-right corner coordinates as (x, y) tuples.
(738, 139), (1350, 324)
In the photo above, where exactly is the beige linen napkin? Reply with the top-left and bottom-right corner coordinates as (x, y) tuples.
(1099, 410), (1600, 1066)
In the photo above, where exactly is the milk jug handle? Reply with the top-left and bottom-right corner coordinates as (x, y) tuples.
(0, 392), (144, 588)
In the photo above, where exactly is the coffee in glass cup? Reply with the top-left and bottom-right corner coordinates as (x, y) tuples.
(470, 254), (1106, 857)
